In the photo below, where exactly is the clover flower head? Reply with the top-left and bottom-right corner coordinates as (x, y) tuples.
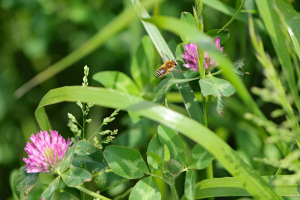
(181, 43), (199, 71)
(204, 37), (224, 69)
(181, 37), (224, 71)
(23, 130), (72, 173)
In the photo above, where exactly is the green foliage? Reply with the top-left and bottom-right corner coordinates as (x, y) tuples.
(61, 168), (92, 187)
(199, 76), (236, 115)
(13, 166), (39, 200)
(104, 145), (150, 179)
(5, 0), (300, 199)
(129, 177), (161, 200)
(71, 141), (106, 174)
(41, 177), (60, 200)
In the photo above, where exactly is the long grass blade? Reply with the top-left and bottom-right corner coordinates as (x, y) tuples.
(35, 86), (282, 199)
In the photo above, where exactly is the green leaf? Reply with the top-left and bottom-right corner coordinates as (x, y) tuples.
(130, 35), (156, 91)
(104, 145), (150, 179)
(147, 152), (163, 170)
(163, 144), (170, 163)
(93, 71), (140, 96)
(154, 77), (200, 103)
(129, 177), (161, 200)
(233, 59), (245, 77)
(14, 0), (160, 98)
(131, 0), (205, 124)
(199, 76), (236, 115)
(13, 166), (39, 200)
(189, 144), (214, 170)
(41, 176), (60, 200)
(206, 29), (230, 45)
(35, 86), (282, 199)
(61, 168), (92, 187)
(275, 0), (300, 61)
(147, 135), (164, 172)
(256, 0), (300, 113)
(72, 140), (106, 174)
(157, 125), (186, 167)
(185, 170), (195, 200)
(200, 76), (236, 98)
(175, 43), (185, 62)
(195, 176), (300, 199)
(180, 12), (196, 43)
(61, 137), (79, 173)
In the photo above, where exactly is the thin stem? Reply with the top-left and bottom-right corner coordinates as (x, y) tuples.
(169, 183), (179, 200)
(76, 185), (111, 200)
(81, 103), (86, 139)
(211, 70), (223, 76)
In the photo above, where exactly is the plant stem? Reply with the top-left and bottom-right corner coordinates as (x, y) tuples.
(76, 185), (111, 200)
(169, 183), (179, 200)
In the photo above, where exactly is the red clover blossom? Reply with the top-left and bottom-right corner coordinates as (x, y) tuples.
(181, 37), (224, 71)
(23, 130), (72, 173)
(181, 43), (199, 71)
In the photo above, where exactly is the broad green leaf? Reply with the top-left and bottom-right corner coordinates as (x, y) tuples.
(129, 177), (161, 200)
(14, 0), (160, 98)
(131, 0), (205, 124)
(195, 176), (300, 199)
(180, 12), (196, 43)
(60, 137), (79, 173)
(35, 86), (282, 199)
(256, 0), (300, 113)
(61, 168), (92, 187)
(147, 135), (164, 172)
(147, 152), (163, 170)
(104, 145), (150, 179)
(199, 76), (236, 115)
(206, 29), (230, 45)
(41, 176), (60, 200)
(157, 125), (186, 167)
(200, 77), (236, 98)
(93, 71), (140, 96)
(130, 35), (156, 91)
(185, 170), (195, 200)
(13, 166), (39, 200)
(72, 141), (106, 174)
(189, 144), (214, 170)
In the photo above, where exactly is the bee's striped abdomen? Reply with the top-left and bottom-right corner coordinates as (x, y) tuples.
(156, 67), (168, 77)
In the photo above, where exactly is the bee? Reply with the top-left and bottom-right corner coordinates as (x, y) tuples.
(156, 60), (178, 77)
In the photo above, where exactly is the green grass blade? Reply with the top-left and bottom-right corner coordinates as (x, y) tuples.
(35, 86), (282, 199)
(131, 0), (204, 124)
(14, 0), (159, 99)
(274, 0), (300, 60)
(255, 0), (300, 114)
(194, 176), (300, 199)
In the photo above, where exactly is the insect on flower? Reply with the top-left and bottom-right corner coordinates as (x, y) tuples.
(156, 60), (178, 77)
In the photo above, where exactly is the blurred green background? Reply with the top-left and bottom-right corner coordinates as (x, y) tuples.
(1, 0), (299, 199)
